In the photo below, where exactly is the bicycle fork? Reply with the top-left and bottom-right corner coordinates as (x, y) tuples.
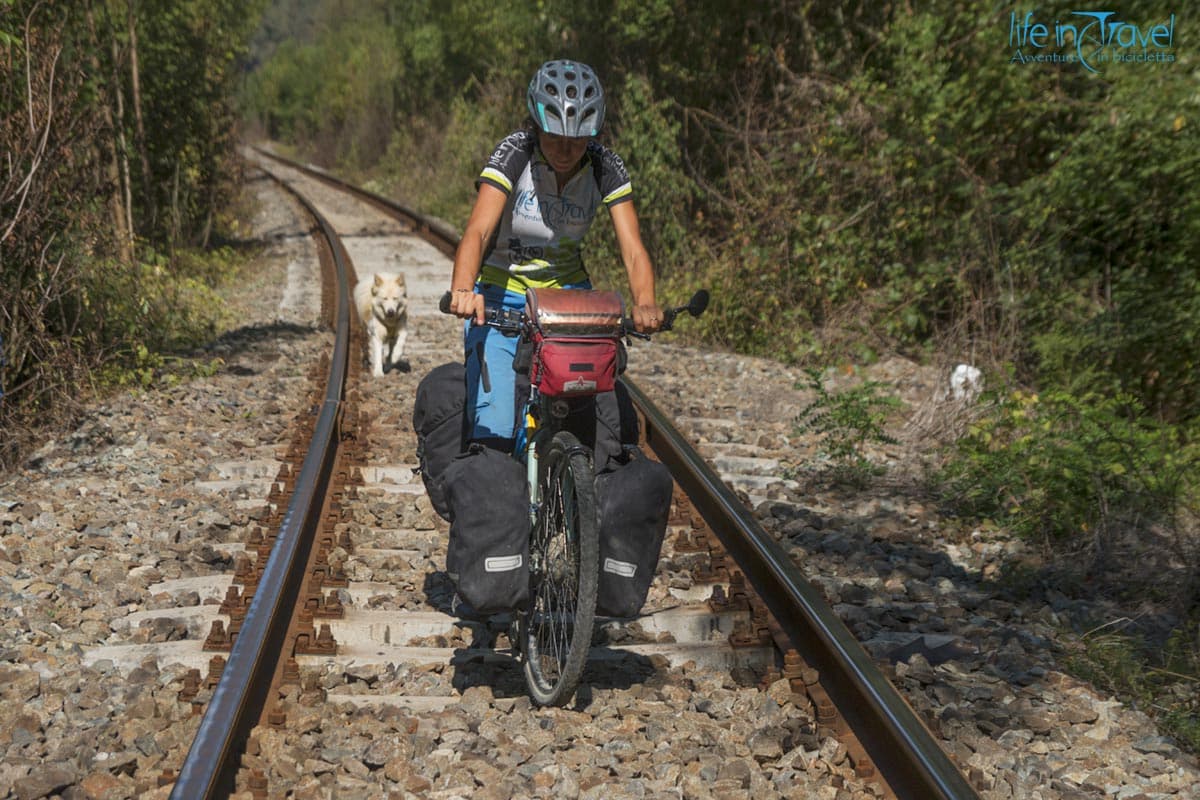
(524, 408), (540, 527)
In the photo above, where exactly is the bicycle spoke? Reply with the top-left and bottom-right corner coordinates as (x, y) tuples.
(522, 431), (599, 706)
(531, 464), (577, 679)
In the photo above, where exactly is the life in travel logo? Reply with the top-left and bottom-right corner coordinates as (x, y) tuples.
(1008, 10), (1177, 72)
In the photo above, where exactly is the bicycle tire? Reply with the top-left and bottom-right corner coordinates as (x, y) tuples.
(521, 429), (599, 707)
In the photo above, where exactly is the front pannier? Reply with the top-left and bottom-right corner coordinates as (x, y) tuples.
(525, 288), (624, 397)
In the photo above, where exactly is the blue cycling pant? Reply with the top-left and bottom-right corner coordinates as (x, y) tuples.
(463, 280), (593, 448)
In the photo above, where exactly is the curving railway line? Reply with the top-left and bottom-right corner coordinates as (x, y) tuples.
(78, 147), (979, 799)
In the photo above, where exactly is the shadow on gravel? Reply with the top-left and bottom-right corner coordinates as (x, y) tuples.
(801, 481), (1190, 649)
(205, 320), (319, 350)
(423, 572), (663, 704)
(759, 494), (1031, 662)
(187, 320), (321, 367)
(580, 647), (659, 689)
(762, 481), (1196, 693)
(218, 171), (316, 247)
(446, 647), (660, 709)
(449, 646), (528, 700)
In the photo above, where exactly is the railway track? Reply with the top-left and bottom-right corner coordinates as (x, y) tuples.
(73, 147), (980, 799)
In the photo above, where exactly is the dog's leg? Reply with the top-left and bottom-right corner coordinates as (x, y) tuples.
(369, 324), (384, 377)
(394, 326), (408, 367)
(382, 331), (395, 372)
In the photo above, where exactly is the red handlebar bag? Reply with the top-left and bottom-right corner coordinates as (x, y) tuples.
(525, 288), (624, 397)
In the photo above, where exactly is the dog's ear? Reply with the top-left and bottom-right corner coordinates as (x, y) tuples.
(374, 273), (385, 287)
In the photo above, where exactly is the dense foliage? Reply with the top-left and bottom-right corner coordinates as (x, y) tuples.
(1, 0), (265, 461)
(243, 1), (1197, 414)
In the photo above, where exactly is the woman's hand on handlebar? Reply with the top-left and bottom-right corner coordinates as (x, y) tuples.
(448, 288), (485, 326)
(630, 302), (664, 334)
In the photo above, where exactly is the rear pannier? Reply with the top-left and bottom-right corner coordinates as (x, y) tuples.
(412, 362), (468, 521)
(441, 445), (530, 614)
(594, 451), (674, 618)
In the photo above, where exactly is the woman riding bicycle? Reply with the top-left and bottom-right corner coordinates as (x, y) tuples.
(447, 59), (664, 452)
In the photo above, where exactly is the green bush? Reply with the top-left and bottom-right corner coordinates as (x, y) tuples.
(795, 368), (902, 486)
(937, 388), (1198, 543)
(1011, 58), (1200, 422)
(374, 85), (516, 231)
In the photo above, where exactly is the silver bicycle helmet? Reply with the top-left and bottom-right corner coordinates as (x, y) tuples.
(526, 60), (605, 138)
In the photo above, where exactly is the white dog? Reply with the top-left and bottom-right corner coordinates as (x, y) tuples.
(354, 271), (408, 376)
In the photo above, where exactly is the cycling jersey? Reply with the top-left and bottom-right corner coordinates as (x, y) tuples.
(476, 129), (633, 294)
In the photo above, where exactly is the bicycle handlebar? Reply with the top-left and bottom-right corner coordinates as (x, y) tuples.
(438, 289), (709, 339)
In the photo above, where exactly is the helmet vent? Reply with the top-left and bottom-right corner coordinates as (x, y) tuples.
(527, 60), (605, 137)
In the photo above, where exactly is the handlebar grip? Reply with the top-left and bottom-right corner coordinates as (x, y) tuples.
(439, 291), (452, 315)
(621, 318), (651, 340)
(623, 310), (678, 334)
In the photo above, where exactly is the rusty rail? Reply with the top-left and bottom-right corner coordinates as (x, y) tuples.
(168, 175), (353, 799)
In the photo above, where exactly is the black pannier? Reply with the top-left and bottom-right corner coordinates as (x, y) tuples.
(594, 451), (674, 617)
(442, 445), (530, 615)
(412, 362), (468, 521)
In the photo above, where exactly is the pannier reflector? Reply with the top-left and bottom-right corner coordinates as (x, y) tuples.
(603, 558), (637, 578)
(484, 555), (524, 572)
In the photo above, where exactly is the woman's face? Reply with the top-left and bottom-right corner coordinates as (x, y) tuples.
(538, 131), (590, 176)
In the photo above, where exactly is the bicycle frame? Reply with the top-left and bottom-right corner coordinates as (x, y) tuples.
(520, 395), (544, 527)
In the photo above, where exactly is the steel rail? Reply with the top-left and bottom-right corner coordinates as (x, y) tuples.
(169, 174), (353, 798)
(247, 145), (980, 800)
(252, 145), (460, 258)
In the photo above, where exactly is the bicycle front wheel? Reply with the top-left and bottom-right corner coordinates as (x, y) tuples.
(522, 429), (599, 707)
